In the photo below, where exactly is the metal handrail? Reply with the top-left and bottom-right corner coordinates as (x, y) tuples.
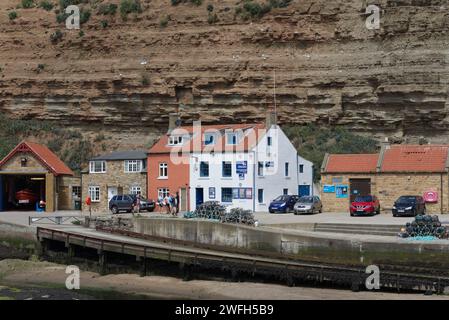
(29, 215), (83, 226)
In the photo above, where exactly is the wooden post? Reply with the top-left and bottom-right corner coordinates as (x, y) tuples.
(98, 251), (107, 275)
(67, 244), (75, 264)
(45, 173), (55, 212)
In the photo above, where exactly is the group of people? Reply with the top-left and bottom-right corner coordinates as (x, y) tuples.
(157, 192), (179, 216)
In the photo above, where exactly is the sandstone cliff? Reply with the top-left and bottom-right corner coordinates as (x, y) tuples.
(1, 0), (449, 150)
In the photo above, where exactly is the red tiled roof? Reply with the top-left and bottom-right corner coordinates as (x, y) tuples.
(149, 123), (267, 154)
(324, 154), (379, 173)
(381, 145), (449, 173)
(0, 141), (74, 176)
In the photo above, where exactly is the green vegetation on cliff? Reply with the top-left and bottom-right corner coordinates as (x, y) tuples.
(283, 125), (379, 181)
(0, 115), (92, 174)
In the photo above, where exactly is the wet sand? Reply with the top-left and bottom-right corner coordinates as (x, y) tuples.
(0, 259), (448, 300)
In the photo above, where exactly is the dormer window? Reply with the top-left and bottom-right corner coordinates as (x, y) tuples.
(204, 133), (216, 146)
(226, 132), (238, 145)
(168, 135), (184, 146)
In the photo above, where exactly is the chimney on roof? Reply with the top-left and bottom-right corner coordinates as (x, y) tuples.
(265, 111), (277, 129)
(376, 137), (390, 172)
(168, 113), (181, 134)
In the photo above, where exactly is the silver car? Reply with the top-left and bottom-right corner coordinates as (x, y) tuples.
(294, 196), (323, 215)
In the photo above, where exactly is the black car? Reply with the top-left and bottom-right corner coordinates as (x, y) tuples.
(269, 195), (300, 213)
(109, 194), (155, 214)
(392, 195), (426, 217)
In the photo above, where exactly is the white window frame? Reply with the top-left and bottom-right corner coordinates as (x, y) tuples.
(168, 135), (184, 146)
(130, 186), (142, 195)
(124, 160), (142, 173)
(89, 161), (106, 173)
(159, 162), (168, 178)
(158, 188), (170, 199)
(226, 132), (237, 145)
(204, 133), (216, 146)
(88, 186), (100, 202)
(285, 162), (289, 177)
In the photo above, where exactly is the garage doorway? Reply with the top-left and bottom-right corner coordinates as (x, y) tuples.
(349, 179), (371, 202)
(1, 175), (46, 211)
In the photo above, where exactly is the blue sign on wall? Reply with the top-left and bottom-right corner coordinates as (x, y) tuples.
(336, 185), (349, 198)
(323, 185), (335, 193)
(236, 161), (248, 174)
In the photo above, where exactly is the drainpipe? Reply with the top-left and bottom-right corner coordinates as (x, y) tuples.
(252, 151), (256, 212)
(441, 173), (444, 214)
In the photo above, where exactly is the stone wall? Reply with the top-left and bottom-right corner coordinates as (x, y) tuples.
(0, 153), (47, 173)
(82, 160), (147, 214)
(321, 173), (449, 214)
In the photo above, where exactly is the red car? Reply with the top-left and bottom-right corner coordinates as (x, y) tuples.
(350, 195), (380, 216)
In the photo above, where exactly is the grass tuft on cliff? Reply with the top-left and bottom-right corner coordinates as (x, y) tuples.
(283, 124), (378, 181)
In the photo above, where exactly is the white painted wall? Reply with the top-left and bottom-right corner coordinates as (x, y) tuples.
(188, 125), (314, 213)
(189, 152), (255, 211)
(253, 125), (303, 212)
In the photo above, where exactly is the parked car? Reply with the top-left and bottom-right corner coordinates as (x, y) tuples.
(350, 195), (380, 216)
(109, 194), (155, 214)
(392, 195), (426, 217)
(269, 195), (300, 213)
(294, 196), (322, 215)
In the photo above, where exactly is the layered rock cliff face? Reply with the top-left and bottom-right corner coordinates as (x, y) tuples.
(1, 0), (449, 150)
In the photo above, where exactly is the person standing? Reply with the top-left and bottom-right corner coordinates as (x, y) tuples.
(134, 192), (141, 214)
(164, 194), (171, 214)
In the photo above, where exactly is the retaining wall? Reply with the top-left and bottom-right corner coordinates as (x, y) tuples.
(134, 218), (449, 273)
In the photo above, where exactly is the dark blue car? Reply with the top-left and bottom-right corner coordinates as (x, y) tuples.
(269, 195), (300, 214)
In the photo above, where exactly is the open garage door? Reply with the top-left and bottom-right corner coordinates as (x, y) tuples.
(1, 174), (46, 211)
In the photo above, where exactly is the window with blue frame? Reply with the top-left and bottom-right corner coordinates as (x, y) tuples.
(200, 161), (209, 177)
(222, 161), (232, 177)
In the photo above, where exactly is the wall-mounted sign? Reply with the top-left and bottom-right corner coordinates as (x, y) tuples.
(236, 161), (248, 174)
(209, 187), (215, 199)
(323, 185), (335, 193)
(423, 190), (438, 203)
(336, 185), (348, 198)
(332, 177), (343, 184)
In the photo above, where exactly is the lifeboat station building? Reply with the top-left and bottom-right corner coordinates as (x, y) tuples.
(0, 141), (79, 212)
(320, 143), (449, 214)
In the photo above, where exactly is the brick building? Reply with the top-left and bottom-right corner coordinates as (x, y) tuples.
(81, 151), (147, 214)
(321, 143), (449, 214)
